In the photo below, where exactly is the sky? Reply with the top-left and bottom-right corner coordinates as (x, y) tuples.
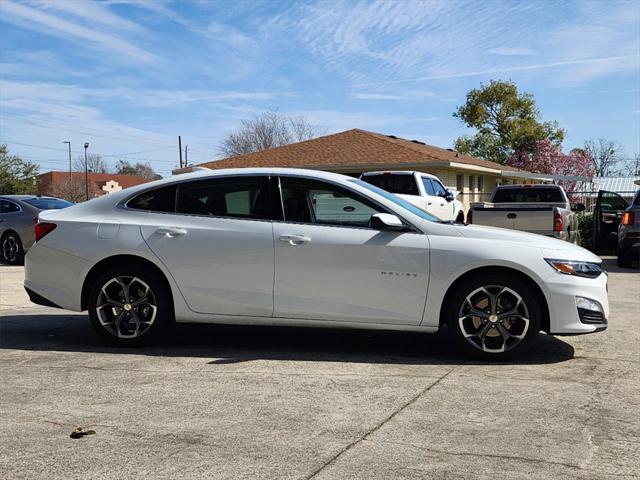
(1, 0), (639, 178)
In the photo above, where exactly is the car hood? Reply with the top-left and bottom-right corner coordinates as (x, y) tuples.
(454, 224), (601, 263)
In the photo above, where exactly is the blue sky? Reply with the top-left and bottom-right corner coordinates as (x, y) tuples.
(1, 0), (639, 177)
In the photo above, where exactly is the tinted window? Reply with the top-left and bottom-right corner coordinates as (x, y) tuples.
(177, 176), (269, 219)
(127, 185), (177, 212)
(361, 174), (419, 195)
(22, 198), (73, 210)
(492, 187), (564, 203)
(422, 178), (435, 195)
(632, 191), (640, 207)
(0, 200), (21, 213)
(598, 191), (628, 211)
(349, 179), (439, 222)
(431, 179), (447, 196)
(280, 177), (383, 227)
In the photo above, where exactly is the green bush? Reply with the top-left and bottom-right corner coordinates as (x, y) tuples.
(577, 213), (594, 251)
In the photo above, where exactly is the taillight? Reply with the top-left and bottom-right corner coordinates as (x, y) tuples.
(622, 212), (634, 225)
(467, 209), (473, 224)
(34, 222), (56, 242)
(554, 211), (563, 232)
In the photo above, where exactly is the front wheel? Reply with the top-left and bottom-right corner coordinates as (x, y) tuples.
(446, 274), (542, 360)
(87, 265), (172, 346)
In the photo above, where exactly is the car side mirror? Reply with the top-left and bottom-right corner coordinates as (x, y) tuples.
(445, 190), (455, 202)
(370, 213), (408, 232)
(572, 203), (585, 212)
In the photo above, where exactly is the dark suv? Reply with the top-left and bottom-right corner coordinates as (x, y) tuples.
(618, 189), (640, 268)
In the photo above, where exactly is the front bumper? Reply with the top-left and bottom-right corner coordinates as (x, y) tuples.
(542, 270), (609, 335)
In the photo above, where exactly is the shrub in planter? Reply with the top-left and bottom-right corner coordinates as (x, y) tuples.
(577, 213), (594, 251)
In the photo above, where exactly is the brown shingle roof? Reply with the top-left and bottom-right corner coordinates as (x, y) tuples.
(200, 129), (522, 173)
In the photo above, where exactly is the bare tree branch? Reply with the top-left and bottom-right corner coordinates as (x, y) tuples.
(584, 138), (623, 176)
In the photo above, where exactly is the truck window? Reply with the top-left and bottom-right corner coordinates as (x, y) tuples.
(361, 174), (419, 195)
(492, 188), (564, 203)
(422, 178), (435, 195)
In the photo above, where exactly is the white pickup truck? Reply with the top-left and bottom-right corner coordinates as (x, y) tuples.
(359, 171), (466, 222)
(468, 184), (585, 244)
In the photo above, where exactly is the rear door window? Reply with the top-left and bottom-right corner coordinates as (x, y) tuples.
(0, 200), (21, 213)
(361, 174), (419, 195)
(176, 176), (270, 219)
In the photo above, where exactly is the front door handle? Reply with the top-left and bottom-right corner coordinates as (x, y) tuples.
(279, 234), (311, 245)
(156, 227), (187, 238)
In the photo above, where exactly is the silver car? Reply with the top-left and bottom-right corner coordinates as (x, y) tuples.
(0, 195), (73, 265)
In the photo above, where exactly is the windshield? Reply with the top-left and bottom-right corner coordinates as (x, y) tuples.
(361, 173), (419, 195)
(23, 198), (73, 210)
(350, 178), (439, 222)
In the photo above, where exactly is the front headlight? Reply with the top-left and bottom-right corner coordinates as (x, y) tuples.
(545, 259), (603, 278)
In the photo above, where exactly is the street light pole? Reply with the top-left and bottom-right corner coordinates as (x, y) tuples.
(84, 142), (89, 201)
(63, 141), (71, 182)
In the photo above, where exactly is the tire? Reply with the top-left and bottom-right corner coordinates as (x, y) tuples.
(87, 265), (172, 346)
(455, 212), (465, 223)
(617, 248), (633, 268)
(1, 231), (24, 265)
(446, 273), (542, 361)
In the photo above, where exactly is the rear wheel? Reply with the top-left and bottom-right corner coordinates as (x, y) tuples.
(447, 273), (541, 360)
(1, 232), (24, 265)
(87, 265), (172, 346)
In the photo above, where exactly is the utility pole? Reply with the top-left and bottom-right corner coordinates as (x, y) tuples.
(84, 142), (89, 201)
(178, 136), (183, 168)
(63, 141), (71, 182)
(184, 145), (188, 167)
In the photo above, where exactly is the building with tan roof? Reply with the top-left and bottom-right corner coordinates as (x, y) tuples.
(185, 129), (544, 209)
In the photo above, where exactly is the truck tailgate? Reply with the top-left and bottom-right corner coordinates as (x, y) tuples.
(471, 202), (563, 236)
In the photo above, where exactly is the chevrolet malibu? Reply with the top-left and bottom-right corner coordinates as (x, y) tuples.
(24, 168), (608, 359)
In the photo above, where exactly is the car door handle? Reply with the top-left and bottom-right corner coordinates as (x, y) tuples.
(507, 213), (517, 219)
(279, 234), (311, 245)
(156, 227), (187, 238)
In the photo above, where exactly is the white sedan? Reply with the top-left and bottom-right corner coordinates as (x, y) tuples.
(24, 168), (608, 359)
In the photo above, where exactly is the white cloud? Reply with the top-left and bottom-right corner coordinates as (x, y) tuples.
(353, 90), (440, 101)
(486, 47), (536, 56)
(0, 0), (159, 64)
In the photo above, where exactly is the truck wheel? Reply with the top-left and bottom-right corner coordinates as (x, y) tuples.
(455, 212), (465, 223)
(617, 248), (633, 268)
(446, 273), (541, 360)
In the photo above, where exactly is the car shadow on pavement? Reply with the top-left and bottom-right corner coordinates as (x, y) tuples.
(0, 313), (575, 365)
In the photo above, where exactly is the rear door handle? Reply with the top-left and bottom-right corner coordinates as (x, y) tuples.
(507, 213), (517, 219)
(156, 227), (187, 238)
(279, 234), (311, 245)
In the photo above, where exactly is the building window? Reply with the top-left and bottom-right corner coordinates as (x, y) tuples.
(477, 175), (484, 191)
(468, 175), (474, 191)
(456, 174), (463, 191)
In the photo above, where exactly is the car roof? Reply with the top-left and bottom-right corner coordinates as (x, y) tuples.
(362, 171), (437, 179)
(496, 184), (559, 189)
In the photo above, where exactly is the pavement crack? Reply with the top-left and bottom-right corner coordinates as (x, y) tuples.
(302, 365), (458, 480)
(380, 439), (585, 470)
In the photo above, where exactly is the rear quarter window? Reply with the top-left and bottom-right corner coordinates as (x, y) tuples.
(127, 185), (177, 213)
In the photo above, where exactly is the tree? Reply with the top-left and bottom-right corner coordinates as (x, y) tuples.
(0, 144), (39, 194)
(219, 110), (326, 157)
(50, 176), (86, 203)
(115, 160), (161, 180)
(622, 153), (640, 176)
(453, 80), (565, 164)
(583, 138), (622, 176)
(507, 139), (595, 190)
(73, 153), (109, 173)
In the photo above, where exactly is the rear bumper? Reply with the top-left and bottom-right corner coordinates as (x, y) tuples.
(24, 287), (62, 309)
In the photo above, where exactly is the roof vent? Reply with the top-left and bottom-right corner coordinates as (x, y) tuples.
(446, 148), (456, 152)
(411, 140), (426, 145)
(386, 135), (397, 139)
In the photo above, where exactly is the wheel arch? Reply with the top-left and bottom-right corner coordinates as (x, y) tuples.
(81, 254), (174, 314)
(438, 265), (550, 332)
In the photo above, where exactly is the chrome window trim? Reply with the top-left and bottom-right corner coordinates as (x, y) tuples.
(117, 172), (423, 233)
